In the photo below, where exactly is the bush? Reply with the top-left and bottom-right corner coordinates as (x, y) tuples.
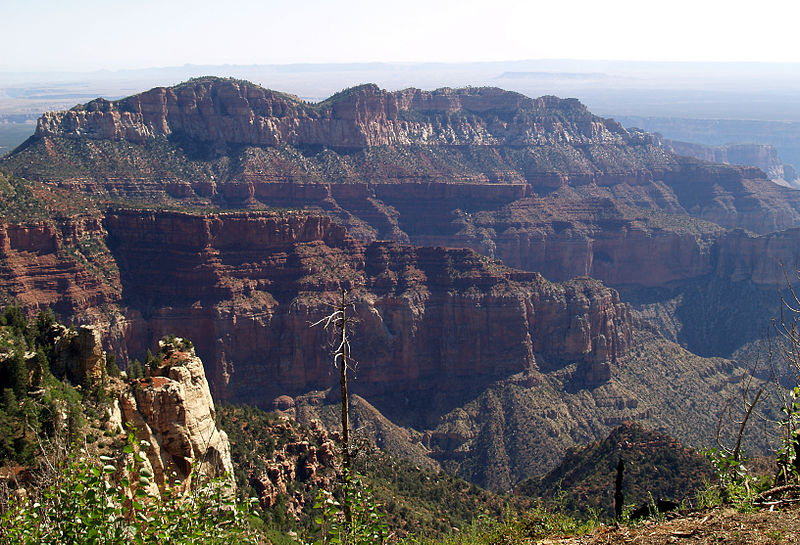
(0, 435), (258, 544)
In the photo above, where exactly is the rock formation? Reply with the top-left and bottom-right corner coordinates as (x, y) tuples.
(9, 79), (800, 244)
(661, 138), (798, 182)
(50, 324), (106, 385)
(118, 337), (234, 491)
(0, 217), (119, 317)
(33, 79), (632, 149)
(0, 79), (795, 492)
(103, 209), (632, 405)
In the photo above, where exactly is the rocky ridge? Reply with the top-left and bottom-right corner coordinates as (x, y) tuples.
(661, 138), (799, 183)
(516, 422), (714, 518)
(10, 78), (800, 238)
(33, 79), (631, 149)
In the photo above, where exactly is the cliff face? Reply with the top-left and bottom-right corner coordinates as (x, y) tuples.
(34, 80), (629, 149)
(119, 338), (234, 491)
(0, 217), (120, 317)
(50, 324), (107, 385)
(102, 209), (632, 404)
(4, 198), (800, 395)
(662, 138), (797, 182)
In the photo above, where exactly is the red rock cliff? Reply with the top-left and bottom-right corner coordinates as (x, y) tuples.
(103, 210), (632, 404)
(0, 216), (120, 316)
(35, 80), (630, 149)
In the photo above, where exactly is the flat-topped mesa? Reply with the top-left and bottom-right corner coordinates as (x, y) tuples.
(34, 78), (631, 149)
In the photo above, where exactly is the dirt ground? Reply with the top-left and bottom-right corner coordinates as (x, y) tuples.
(539, 504), (800, 545)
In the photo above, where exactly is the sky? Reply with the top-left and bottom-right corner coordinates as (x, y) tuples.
(2, 0), (800, 71)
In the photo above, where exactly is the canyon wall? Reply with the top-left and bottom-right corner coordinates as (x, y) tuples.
(2, 203), (799, 394)
(102, 209), (632, 405)
(0, 216), (120, 316)
(662, 138), (797, 182)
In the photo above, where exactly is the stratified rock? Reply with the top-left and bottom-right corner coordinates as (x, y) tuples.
(103, 209), (632, 403)
(119, 339), (233, 492)
(33, 80), (630, 149)
(662, 138), (788, 180)
(0, 218), (119, 316)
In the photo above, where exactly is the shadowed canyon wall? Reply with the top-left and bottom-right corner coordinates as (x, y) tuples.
(102, 209), (632, 406)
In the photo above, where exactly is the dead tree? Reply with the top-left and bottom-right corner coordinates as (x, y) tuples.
(311, 289), (355, 526)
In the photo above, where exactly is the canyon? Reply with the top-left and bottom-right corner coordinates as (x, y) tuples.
(1, 78), (798, 487)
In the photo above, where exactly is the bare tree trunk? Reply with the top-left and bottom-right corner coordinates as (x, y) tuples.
(338, 289), (352, 526)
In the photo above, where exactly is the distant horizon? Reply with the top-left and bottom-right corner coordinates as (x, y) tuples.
(4, 0), (800, 72)
(4, 57), (800, 77)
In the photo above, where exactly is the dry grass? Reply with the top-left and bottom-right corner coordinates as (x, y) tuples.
(542, 505), (800, 544)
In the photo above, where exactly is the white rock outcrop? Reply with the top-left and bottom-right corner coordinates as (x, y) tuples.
(119, 339), (234, 492)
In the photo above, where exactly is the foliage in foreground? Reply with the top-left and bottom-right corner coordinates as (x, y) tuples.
(399, 504), (602, 545)
(0, 435), (257, 545)
(308, 476), (388, 545)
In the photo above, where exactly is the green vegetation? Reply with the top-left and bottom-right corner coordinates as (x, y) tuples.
(399, 505), (601, 545)
(0, 306), (85, 464)
(517, 423), (714, 519)
(0, 309), (262, 543)
(218, 402), (518, 540)
(0, 169), (101, 222)
(0, 434), (256, 544)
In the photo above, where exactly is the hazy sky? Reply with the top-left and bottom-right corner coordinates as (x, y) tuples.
(3, 0), (800, 71)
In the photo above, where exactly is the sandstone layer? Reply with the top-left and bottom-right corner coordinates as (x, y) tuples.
(119, 338), (234, 491)
(0, 217), (119, 316)
(103, 209), (632, 406)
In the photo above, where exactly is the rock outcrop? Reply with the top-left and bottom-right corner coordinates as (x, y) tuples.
(50, 324), (106, 384)
(662, 138), (798, 182)
(101, 209), (632, 405)
(119, 338), (234, 491)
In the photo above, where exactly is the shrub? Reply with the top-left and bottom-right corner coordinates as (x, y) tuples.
(0, 435), (257, 544)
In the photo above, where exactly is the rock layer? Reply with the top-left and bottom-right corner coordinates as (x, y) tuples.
(102, 210), (633, 404)
(0, 217), (119, 316)
(119, 338), (234, 490)
(34, 80), (631, 149)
